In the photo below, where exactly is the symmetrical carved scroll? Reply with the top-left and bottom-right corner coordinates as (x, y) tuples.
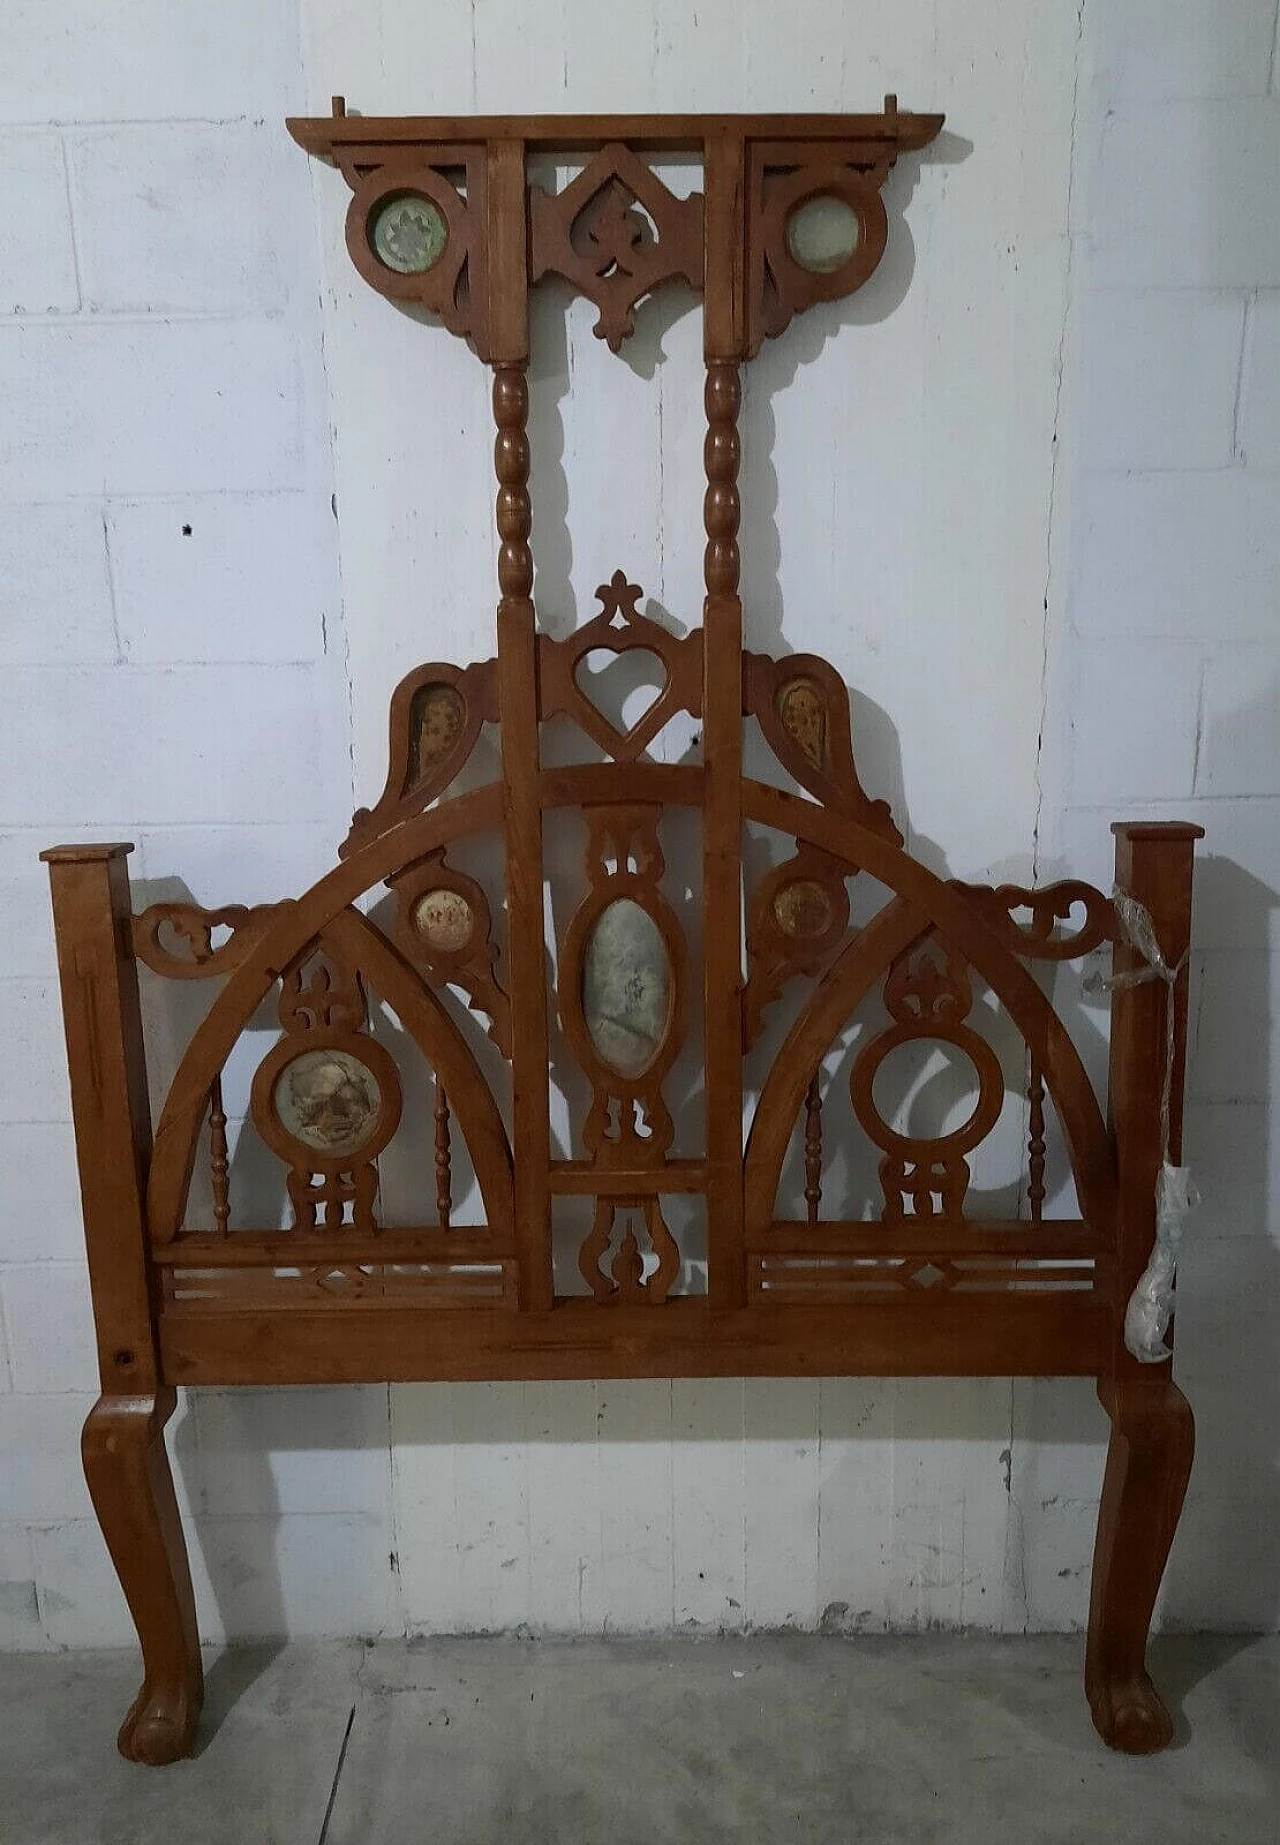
(390, 847), (510, 1053)
(850, 928), (1004, 1220)
(953, 879), (1116, 961)
(250, 935), (402, 1234)
(539, 571), (702, 762)
(743, 842), (851, 1046)
(578, 1196), (680, 1304)
(133, 903), (280, 979)
(744, 650), (901, 841)
(530, 144), (703, 350)
(344, 658), (498, 858)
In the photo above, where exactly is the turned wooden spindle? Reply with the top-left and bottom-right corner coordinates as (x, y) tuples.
(1027, 1055), (1046, 1224)
(703, 361), (741, 601)
(803, 1074), (823, 1226)
(208, 1075), (230, 1237)
(493, 365), (533, 608)
(434, 1077), (452, 1230)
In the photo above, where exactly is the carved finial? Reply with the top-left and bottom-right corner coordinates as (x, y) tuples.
(595, 570), (644, 625)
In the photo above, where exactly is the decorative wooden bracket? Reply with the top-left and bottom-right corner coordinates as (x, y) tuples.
(288, 98), (943, 361)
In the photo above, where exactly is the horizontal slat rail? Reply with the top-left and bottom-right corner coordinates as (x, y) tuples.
(751, 1219), (1106, 1256)
(151, 1230), (510, 1267)
(550, 1160), (708, 1194)
(158, 1294), (1107, 1385)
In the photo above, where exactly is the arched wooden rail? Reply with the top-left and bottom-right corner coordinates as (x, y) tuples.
(42, 106), (1202, 1769)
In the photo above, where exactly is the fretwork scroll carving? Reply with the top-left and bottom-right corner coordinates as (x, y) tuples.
(389, 848), (511, 1054)
(344, 658), (498, 858)
(744, 649), (901, 841)
(850, 928), (1004, 1220)
(539, 571), (702, 762)
(579, 1196), (680, 1304)
(133, 903), (281, 979)
(952, 880), (1116, 961)
(250, 934), (402, 1234)
(530, 144), (703, 351)
(743, 842), (851, 1047)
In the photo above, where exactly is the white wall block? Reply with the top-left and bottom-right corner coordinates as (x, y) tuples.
(0, 503), (115, 666)
(0, 664), (344, 827)
(1091, 0), (1278, 103)
(1186, 950), (1280, 1107)
(133, 821), (341, 909)
(0, 1525), (47, 1650)
(1, 1264), (98, 1395)
(1237, 292), (1280, 469)
(188, 1387), (390, 1519)
(0, 1123), (88, 1263)
(0, 135), (78, 314)
(1197, 646), (1280, 797)
(1074, 291), (1245, 472)
(0, 322), (308, 498)
(70, 124), (307, 317)
(1070, 471), (1280, 642)
(0, 1393), (98, 1522)
(1092, 100), (1280, 290)
(0, 978), (72, 1123)
(108, 493), (337, 665)
(1184, 1103), (1280, 1243)
(0, 0), (301, 123)
(1065, 641), (1203, 806)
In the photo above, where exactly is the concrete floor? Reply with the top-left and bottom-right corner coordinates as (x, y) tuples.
(1, 1635), (1276, 1844)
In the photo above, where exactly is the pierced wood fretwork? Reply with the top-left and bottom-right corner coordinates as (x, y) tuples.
(42, 106), (1206, 1769)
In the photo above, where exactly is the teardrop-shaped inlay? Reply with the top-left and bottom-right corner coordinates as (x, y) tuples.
(581, 897), (672, 1077)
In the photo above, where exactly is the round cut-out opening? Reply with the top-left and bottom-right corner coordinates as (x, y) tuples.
(582, 898), (672, 1077)
(786, 194), (861, 274)
(273, 1048), (381, 1157)
(870, 1037), (984, 1143)
(371, 195), (447, 275)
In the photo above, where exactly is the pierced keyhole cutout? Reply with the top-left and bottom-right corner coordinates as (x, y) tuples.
(574, 647), (668, 738)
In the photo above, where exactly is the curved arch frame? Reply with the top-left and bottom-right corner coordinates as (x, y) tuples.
(741, 783), (1118, 1240)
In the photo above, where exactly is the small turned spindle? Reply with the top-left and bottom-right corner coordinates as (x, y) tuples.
(434, 1077), (452, 1230)
(703, 361), (741, 600)
(1027, 1055), (1046, 1224)
(803, 1074), (823, 1226)
(493, 365), (533, 606)
(208, 1075), (230, 1236)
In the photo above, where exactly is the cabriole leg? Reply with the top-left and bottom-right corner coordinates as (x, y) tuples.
(82, 1391), (203, 1764)
(1086, 1378), (1194, 1753)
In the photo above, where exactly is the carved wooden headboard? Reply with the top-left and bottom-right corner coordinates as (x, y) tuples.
(42, 104), (1202, 1767)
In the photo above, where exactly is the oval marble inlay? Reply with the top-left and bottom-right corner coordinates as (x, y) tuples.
(581, 898), (672, 1078)
(273, 1048), (381, 1158)
(786, 194), (861, 274)
(371, 195), (447, 275)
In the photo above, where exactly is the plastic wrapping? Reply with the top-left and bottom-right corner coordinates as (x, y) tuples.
(1123, 1159), (1199, 1364)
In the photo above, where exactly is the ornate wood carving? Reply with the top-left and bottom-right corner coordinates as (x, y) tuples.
(530, 143), (704, 350)
(744, 649), (902, 840)
(132, 903), (280, 979)
(390, 848), (510, 1054)
(40, 109), (1208, 1766)
(538, 571), (703, 761)
(343, 658), (498, 858)
(952, 879), (1117, 960)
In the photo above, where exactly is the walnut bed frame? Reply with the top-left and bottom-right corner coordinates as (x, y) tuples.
(43, 104), (1201, 1765)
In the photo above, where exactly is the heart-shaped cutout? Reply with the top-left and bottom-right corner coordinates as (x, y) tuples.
(574, 645), (669, 743)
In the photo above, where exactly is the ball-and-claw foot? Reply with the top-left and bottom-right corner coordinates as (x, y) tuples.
(1090, 1673), (1174, 1754)
(117, 1679), (200, 1765)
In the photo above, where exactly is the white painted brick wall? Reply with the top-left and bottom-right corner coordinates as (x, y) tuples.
(1039, 0), (1280, 1631)
(2, 0), (1277, 1653)
(0, 0), (356, 1650)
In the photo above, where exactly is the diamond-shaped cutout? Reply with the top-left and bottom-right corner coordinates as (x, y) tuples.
(909, 1262), (949, 1290)
(574, 646), (669, 743)
(316, 1266), (363, 1297)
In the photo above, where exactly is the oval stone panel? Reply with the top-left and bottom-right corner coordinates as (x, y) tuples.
(273, 1048), (382, 1158)
(581, 898), (672, 1078)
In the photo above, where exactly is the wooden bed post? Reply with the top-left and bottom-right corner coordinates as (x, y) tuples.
(1087, 821), (1202, 1754)
(41, 845), (203, 1764)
